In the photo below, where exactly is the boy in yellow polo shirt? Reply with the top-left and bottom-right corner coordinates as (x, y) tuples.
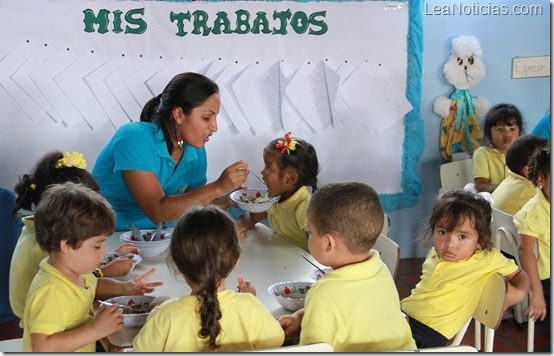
(492, 135), (547, 215)
(23, 182), (162, 352)
(401, 190), (529, 348)
(278, 182), (416, 352)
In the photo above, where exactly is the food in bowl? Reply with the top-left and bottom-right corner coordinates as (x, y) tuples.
(268, 281), (313, 312)
(102, 295), (156, 347)
(119, 229), (172, 257)
(230, 189), (280, 213)
(309, 267), (333, 281)
(101, 252), (142, 272)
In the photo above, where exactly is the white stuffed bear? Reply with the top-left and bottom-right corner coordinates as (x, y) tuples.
(435, 35), (490, 161)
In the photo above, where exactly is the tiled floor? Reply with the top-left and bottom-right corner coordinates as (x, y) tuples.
(1, 258), (550, 352)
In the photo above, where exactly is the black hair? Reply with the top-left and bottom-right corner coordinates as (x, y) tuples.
(505, 135), (548, 175)
(424, 190), (493, 251)
(140, 72), (219, 155)
(265, 135), (319, 191)
(528, 144), (550, 186)
(483, 103), (525, 144)
(12, 151), (99, 217)
(168, 205), (240, 350)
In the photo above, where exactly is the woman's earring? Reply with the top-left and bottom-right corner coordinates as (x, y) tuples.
(176, 124), (184, 149)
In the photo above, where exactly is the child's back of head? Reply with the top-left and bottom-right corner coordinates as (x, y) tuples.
(169, 205), (241, 350)
(506, 135), (548, 176)
(308, 182), (384, 252)
(34, 182), (115, 252)
(13, 151), (98, 216)
(427, 190), (493, 251)
(528, 144), (550, 187)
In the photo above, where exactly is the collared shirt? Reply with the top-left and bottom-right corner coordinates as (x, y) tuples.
(23, 259), (98, 352)
(473, 144), (508, 186)
(267, 186), (311, 252)
(401, 248), (517, 339)
(514, 187), (551, 280)
(492, 170), (536, 215)
(93, 122), (207, 229)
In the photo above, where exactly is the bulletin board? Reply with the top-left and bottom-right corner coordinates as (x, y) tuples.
(0, 0), (423, 212)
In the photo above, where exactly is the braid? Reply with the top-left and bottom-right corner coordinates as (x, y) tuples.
(528, 145), (550, 186)
(198, 287), (223, 350)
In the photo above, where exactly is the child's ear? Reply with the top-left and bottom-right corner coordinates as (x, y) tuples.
(324, 233), (339, 253)
(522, 165), (530, 178)
(285, 171), (299, 185)
(60, 239), (73, 254)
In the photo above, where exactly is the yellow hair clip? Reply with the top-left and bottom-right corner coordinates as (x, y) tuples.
(55, 152), (87, 169)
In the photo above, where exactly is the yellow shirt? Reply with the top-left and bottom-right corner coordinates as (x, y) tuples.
(513, 187), (551, 280)
(133, 290), (284, 352)
(492, 170), (536, 215)
(267, 186), (311, 252)
(401, 248), (517, 339)
(301, 251), (416, 352)
(23, 258), (98, 352)
(473, 144), (508, 186)
(9, 216), (48, 322)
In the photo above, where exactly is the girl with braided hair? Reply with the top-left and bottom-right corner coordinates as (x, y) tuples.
(133, 205), (284, 352)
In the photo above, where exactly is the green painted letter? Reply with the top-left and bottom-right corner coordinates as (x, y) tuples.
(272, 10), (291, 35)
(170, 11), (191, 37)
(212, 11), (232, 34)
(83, 8), (110, 34)
(192, 10), (212, 36)
(290, 11), (309, 34)
(234, 10), (251, 34)
(124, 8), (147, 34)
(251, 11), (271, 34)
(309, 11), (327, 35)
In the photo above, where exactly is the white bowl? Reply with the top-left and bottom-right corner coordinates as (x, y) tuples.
(268, 281), (313, 312)
(103, 295), (155, 347)
(119, 229), (172, 257)
(309, 267), (333, 281)
(230, 189), (280, 213)
(102, 252), (142, 272)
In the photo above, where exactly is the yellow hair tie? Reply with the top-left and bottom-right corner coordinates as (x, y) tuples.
(55, 152), (87, 169)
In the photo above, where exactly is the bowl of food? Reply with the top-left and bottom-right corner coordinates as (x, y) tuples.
(309, 267), (333, 281)
(119, 229), (172, 257)
(102, 295), (156, 347)
(230, 189), (280, 213)
(267, 281), (313, 312)
(101, 252), (142, 272)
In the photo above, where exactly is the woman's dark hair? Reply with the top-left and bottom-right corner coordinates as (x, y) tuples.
(168, 205), (240, 350)
(140, 72), (219, 154)
(483, 103), (525, 144)
(528, 144), (550, 186)
(424, 190), (494, 251)
(265, 136), (320, 192)
(12, 151), (99, 216)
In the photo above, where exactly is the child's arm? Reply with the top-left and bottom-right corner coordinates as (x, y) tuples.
(474, 177), (497, 193)
(100, 255), (135, 277)
(236, 212), (267, 238)
(503, 267), (530, 312)
(277, 308), (305, 338)
(31, 304), (123, 352)
(518, 234), (546, 321)
(95, 268), (163, 300)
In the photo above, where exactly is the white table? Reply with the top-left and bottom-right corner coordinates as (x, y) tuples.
(104, 223), (316, 348)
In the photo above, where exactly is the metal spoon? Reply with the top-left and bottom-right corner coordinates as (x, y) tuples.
(300, 253), (327, 276)
(149, 221), (164, 242)
(128, 224), (145, 241)
(248, 170), (266, 186)
(98, 300), (134, 312)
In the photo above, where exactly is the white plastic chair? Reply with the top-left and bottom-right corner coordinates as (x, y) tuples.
(250, 342), (333, 352)
(0, 337), (23, 352)
(381, 213), (391, 237)
(451, 273), (507, 352)
(439, 159), (473, 190)
(373, 233), (400, 280)
(414, 345), (478, 352)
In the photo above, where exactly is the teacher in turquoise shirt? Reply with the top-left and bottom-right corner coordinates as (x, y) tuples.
(93, 72), (249, 230)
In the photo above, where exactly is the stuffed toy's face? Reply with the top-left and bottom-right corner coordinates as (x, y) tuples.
(443, 36), (486, 90)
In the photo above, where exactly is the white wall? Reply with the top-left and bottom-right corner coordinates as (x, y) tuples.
(390, 0), (550, 258)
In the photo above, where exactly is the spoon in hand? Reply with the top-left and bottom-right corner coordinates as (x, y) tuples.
(238, 167), (266, 185)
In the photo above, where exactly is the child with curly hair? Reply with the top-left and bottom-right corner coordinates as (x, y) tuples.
(401, 190), (529, 348)
(236, 132), (319, 252)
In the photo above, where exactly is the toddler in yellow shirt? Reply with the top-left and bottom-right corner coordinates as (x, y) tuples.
(401, 190), (529, 348)
(23, 182), (162, 352)
(133, 205), (284, 352)
(514, 144), (550, 328)
(278, 182), (416, 352)
(492, 135), (547, 215)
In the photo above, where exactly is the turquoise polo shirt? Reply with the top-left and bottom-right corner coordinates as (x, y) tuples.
(93, 122), (207, 230)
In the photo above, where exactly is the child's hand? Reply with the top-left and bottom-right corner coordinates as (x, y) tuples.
(115, 242), (141, 256)
(237, 275), (256, 296)
(91, 304), (124, 338)
(527, 292), (547, 321)
(277, 314), (301, 338)
(100, 255), (134, 277)
(123, 268), (164, 295)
